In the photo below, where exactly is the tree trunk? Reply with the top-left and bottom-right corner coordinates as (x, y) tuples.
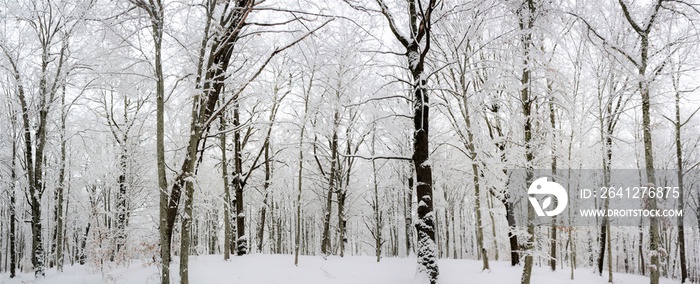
(79, 223), (90, 265)
(607, 221), (613, 282)
(640, 44), (661, 284)
(179, 179), (195, 284)
(370, 133), (383, 262)
(338, 187), (347, 257)
(9, 111), (17, 278)
(519, 1), (536, 283)
(257, 141), (271, 253)
(504, 198), (520, 266)
(321, 111), (339, 255)
(372, 161), (382, 262)
(484, 116), (519, 266)
(147, 1), (169, 281)
(294, 88), (310, 266)
(672, 74), (688, 283)
(462, 87), (489, 270)
(115, 144), (128, 260)
(405, 172), (414, 256)
(614, 2), (664, 282)
(374, 0), (439, 280)
(411, 47), (439, 283)
(549, 91), (557, 272)
(56, 85), (68, 271)
(233, 100), (247, 256)
(221, 114), (232, 260)
(488, 193), (498, 261)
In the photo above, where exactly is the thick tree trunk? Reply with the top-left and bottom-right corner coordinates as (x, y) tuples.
(179, 179), (195, 284)
(640, 42), (661, 284)
(503, 199), (520, 266)
(374, 0), (439, 280)
(150, 3), (170, 281)
(233, 101), (247, 256)
(410, 49), (439, 283)
(519, 0), (536, 283)
(79, 223), (90, 265)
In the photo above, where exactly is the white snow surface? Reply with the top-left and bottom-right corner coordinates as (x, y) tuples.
(0, 254), (683, 284)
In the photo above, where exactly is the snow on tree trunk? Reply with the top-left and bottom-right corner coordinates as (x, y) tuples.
(374, 0), (439, 281)
(412, 56), (439, 284)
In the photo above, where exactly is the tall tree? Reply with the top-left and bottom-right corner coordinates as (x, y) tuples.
(125, 0), (169, 281)
(665, 56), (699, 283)
(256, 73), (289, 253)
(221, 112), (233, 260)
(572, 1), (696, 282)
(6, 98), (18, 278)
(1, 1), (74, 275)
(516, 0), (537, 283)
(374, 0), (439, 282)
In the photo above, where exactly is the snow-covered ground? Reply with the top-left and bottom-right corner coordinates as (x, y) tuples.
(0, 254), (682, 284)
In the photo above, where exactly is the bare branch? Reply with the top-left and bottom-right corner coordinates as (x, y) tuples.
(337, 153), (412, 161)
(374, 0), (410, 47)
(205, 19), (334, 128)
(617, 0), (644, 34)
(568, 12), (639, 67)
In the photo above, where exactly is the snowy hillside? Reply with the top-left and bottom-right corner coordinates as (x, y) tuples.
(1, 255), (683, 284)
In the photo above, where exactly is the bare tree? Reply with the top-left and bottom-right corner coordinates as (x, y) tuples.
(516, 0), (537, 283)
(373, 0), (439, 282)
(1, 1), (75, 276)
(572, 1), (699, 282)
(664, 55), (700, 283)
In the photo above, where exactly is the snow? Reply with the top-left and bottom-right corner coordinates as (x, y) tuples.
(0, 254), (685, 284)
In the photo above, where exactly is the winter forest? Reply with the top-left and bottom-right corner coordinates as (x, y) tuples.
(1, 0), (700, 283)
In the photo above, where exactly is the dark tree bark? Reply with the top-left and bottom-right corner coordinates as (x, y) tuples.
(548, 88), (557, 272)
(232, 99), (247, 256)
(79, 223), (90, 265)
(374, 0), (439, 281)
(405, 173), (414, 256)
(8, 105), (18, 278)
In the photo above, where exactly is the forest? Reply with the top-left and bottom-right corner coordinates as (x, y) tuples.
(0, 0), (699, 284)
